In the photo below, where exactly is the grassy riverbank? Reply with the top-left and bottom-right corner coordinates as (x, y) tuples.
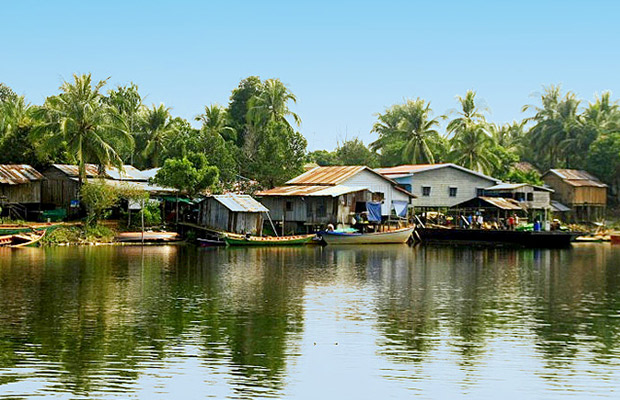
(41, 224), (117, 246)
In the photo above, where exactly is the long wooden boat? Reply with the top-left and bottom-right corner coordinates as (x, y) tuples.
(320, 227), (414, 245)
(197, 238), (226, 247)
(0, 223), (61, 236)
(0, 230), (46, 248)
(223, 233), (314, 246)
(418, 227), (581, 247)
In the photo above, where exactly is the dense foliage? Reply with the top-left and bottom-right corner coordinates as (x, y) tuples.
(1, 77), (620, 202)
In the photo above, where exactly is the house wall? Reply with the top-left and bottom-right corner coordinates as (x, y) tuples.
(573, 186), (607, 205)
(543, 174), (607, 206)
(40, 167), (81, 214)
(0, 181), (41, 204)
(198, 198), (263, 234)
(399, 167), (497, 208)
(341, 169), (411, 215)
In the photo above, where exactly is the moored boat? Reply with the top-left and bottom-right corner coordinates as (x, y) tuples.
(223, 233), (314, 246)
(197, 238), (226, 247)
(0, 230), (46, 248)
(319, 227), (414, 245)
(0, 223), (61, 236)
(418, 227), (581, 247)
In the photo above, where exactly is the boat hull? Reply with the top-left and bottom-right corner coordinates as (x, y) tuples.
(418, 228), (581, 248)
(321, 227), (414, 245)
(224, 234), (313, 246)
(197, 238), (225, 247)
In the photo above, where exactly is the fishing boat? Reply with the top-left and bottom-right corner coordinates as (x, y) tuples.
(0, 230), (46, 248)
(197, 238), (226, 247)
(223, 233), (314, 246)
(319, 226), (414, 245)
(418, 227), (581, 247)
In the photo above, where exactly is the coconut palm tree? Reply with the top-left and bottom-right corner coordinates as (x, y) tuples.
(247, 79), (301, 130)
(449, 125), (500, 174)
(31, 73), (132, 183)
(196, 104), (236, 142)
(446, 90), (488, 138)
(139, 104), (177, 168)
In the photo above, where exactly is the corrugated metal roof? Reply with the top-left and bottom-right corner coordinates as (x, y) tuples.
(213, 194), (269, 212)
(286, 166), (367, 185)
(52, 164), (147, 181)
(80, 178), (176, 194)
(376, 163), (500, 183)
(141, 168), (160, 180)
(546, 169), (607, 188)
(478, 196), (523, 210)
(257, 185), (369, 197)
(0, 164), (44, 185)
(551, 200), (571, 212)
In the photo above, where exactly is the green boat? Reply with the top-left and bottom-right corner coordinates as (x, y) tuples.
(223, 234), (314, 246)
(0, 223), (61, 236)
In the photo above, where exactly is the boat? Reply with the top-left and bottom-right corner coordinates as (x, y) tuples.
(319, 227), (414, 245)
(0, 223), (61, 236)
(114, 231), (182, 243)
(418, 227), (581, 247)
(0, 230), (46, 248)
(223, 233), (314, 246)
(197, 238), (226, 247)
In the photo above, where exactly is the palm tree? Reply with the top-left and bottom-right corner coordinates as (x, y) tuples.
(196, 104), (236, 142)
(447, 90), (498, 173)
(247, 79), (301, 130)
(32, 73), (132, 183)
(139, 104), (177, 168)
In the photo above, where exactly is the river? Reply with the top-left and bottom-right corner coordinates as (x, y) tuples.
(1, 244), (619, 399)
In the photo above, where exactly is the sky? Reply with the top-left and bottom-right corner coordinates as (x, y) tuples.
(2, 0), (620, 151)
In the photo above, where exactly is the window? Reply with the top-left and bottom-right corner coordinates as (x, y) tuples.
(476, 188), (485, 197)
(285, 201), (293, 212)
(527, 193), (534, 201)
(449, 187), (458, 197)
(422, 186), (431, 196)
(316, 199), (327, 218)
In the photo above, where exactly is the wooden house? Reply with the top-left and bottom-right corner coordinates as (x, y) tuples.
(0, 165), (44, 219)
(198, 194), (268, 235)
(377, 163), (500, 209)
(483, 183), (553, 211)
(257, 166), (415, 233)
(542, 169), (607, 221)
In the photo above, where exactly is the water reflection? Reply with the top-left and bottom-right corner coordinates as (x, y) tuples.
(0, 244), (619, 398)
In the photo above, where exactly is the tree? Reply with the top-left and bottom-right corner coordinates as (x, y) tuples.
(31, 73), (132, 183)
(447, 91), (498, 174)
(335, 138), (379, 167)
(195, 104), (236, 142)
(371, 99), (445, 165)
(587, 132), (620, 202)
(247, 79), (301, 130)
(105, 83), (143, 162)
(307, 149), (339, 166)
(138, 104), (177, 169)
(0, 95), (42, 165)
(80, 180), (121, 226)
(228, 76), (263, 147)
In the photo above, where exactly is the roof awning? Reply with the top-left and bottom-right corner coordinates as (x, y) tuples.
(551, 201), (571, 212)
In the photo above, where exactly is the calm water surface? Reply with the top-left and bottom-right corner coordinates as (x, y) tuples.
(1, 244), (620, 399)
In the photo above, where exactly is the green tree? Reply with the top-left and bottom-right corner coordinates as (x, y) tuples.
(371, 99), (445, 165)
(587, 133), (620, 202)
(31, 74), (132, 183)
(138, 104), (178, 169)
(247, 79), (301, 130)
(307, 149), (339, 166)
(228, 76), (264, 147)
(0, 95), (42, 165)
(196, 104), (236, 142)
(335, 138), (379, 167)
(80, 180), (121, 226)
(105, 83), (143, 162)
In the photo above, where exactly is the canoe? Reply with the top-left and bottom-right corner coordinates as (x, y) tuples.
(0, 230), (46, 248)
(223, 234), (314, 246)
(320, 227), (414, 245)
(197, 238), (226, 247)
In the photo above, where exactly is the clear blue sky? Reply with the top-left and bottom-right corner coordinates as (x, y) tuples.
(2, 0), (619, 150)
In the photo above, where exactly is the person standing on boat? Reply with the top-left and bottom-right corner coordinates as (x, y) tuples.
(507, 215), (515, 230)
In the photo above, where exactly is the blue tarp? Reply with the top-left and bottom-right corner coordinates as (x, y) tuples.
(392, 200), (408, 217)
(366, 201), (382, 222)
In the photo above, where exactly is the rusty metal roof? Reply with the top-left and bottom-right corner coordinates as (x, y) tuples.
(257, 185), (369, 197)
(545, 169), (607, 188)
(0, 164), (44, 185)
(52, 164), (147, 181)
(212, 194), (268, 212)
(478, 196), (524, 210)
(286, 166), (367, 185)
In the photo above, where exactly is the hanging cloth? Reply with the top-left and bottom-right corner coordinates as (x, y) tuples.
(392, 200), (408, 217)
(366, 201), (382, 222)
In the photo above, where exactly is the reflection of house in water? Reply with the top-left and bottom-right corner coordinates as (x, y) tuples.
(257, 166), (414, 233)
(542, 169), (607, 221)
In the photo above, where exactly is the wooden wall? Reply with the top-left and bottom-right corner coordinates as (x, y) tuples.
(543, 174), (607, 206)
(198, 198), (263, 235)
(0, 181), (41, 204)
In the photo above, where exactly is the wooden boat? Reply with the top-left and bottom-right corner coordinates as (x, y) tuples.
(0, 230), (46, 248)
(418, 227), (582, 248)
(0, 223), (60, 236)
(223, 233), (314, 246)
(319, 227), (414, 245)
(114, 231), (181, 243)
(197, 238), (226, 247)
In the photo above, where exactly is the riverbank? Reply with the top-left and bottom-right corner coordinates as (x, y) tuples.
(41, 224), (118, 246)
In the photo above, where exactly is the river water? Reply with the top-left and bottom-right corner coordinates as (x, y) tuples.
(0, 244), (619, 399)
